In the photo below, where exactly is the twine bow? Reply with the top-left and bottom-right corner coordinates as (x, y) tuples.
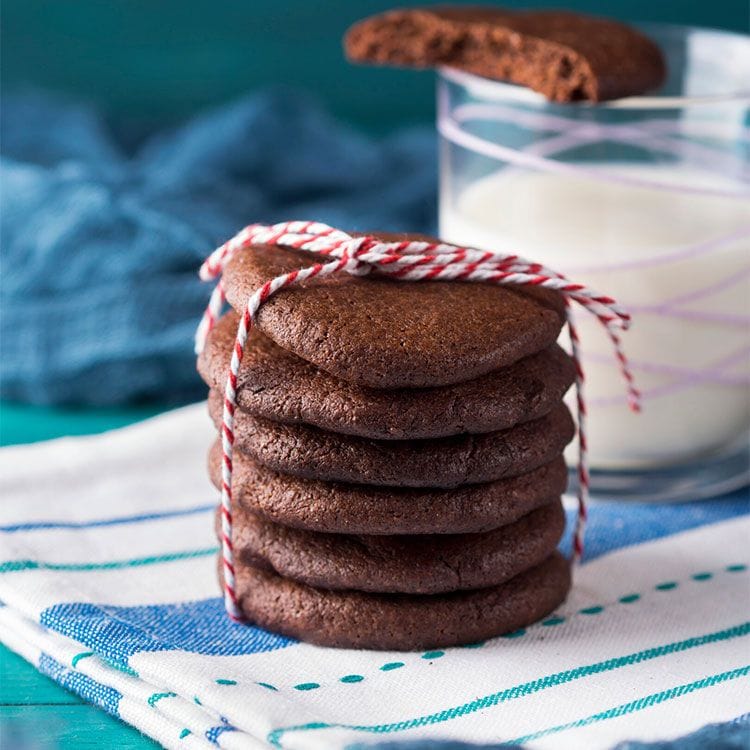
(196, 220), (640, 621)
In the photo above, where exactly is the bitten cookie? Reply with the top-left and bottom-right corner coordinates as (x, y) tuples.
(226, 499), (565, 594)
(199, 312), (575, 439)
(345, 7), (666, 102)
(208, 391), (575, 487)
(209, 442), (568, 534)
(221, 234), (566, 388)
(229, 551), (571, 650)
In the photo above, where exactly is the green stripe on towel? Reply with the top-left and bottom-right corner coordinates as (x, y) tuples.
(510, 664), (750, 744)
(0, 547), (218, 573)
(267, 621), (750, 747)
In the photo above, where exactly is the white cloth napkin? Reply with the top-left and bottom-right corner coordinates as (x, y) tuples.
(1, 405), (748, 749)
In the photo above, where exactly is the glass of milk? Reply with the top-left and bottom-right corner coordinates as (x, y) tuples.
(438, 24), (750, 501)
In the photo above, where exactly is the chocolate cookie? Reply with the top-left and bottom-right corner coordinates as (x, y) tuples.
(221, 236), (566, 388)
(228, 551), (571, 650)
(208, 390), (574, 487)
(226, 499), (564, 595)
(199, 312), (575, 439)
(345, 8), (666, 102)
(209, 441), (568, 534)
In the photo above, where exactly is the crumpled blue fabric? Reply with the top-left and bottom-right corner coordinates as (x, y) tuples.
(0, 90), (437, 405)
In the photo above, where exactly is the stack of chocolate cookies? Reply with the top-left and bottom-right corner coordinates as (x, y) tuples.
(198, 234), (576, 650)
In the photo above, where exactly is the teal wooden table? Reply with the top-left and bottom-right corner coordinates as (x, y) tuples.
(0, 401), (167, 749)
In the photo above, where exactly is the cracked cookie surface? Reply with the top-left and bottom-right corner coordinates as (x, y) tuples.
(208, 442), (568, 535)
(345, 7), (666, 102)
(228, 551), (571, 650)
(208, 390), (575, 487)
(221, 233), (566, 389)
(199, 311), (575, 440)
(224, 499), (565, 594)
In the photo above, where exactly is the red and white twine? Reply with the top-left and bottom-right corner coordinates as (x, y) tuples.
(195, 220), (640, 621)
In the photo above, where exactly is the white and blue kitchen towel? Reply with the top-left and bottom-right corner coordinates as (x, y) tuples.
(0, 405), (748, 750)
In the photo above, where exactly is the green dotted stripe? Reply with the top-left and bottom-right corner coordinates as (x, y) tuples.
(232, 649), (453, 693)
(580, 605), (604, 615)
(655, 581), (678, 591)
(55, 560), (750, 707)
(294, 682), (320, 691)
(542, 615), (565, 626)
(509, 664), (750, 745)
(106, 659), (138, 677)
(257, 682), (279, 691)
(240, 562), (747, 695)
(267, 621), (750, 747)
(71, 651), (94, 668)
(380, 662), (405, 672)
(148, 691), (177, 707)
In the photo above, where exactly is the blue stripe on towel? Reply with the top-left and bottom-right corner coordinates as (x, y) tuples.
(0, 503), (214, 532)
(39, 653), (121, 716)
(40, 599), (294, 668)
(563, 491), (749, 562)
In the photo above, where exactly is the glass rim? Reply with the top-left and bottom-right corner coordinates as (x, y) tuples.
(438, 22), (750, 109)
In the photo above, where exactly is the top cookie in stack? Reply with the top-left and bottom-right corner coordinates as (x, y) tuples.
(198, 232), (577, 650)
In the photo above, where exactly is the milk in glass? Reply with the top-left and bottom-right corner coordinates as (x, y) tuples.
(440, 165), (750, 468)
